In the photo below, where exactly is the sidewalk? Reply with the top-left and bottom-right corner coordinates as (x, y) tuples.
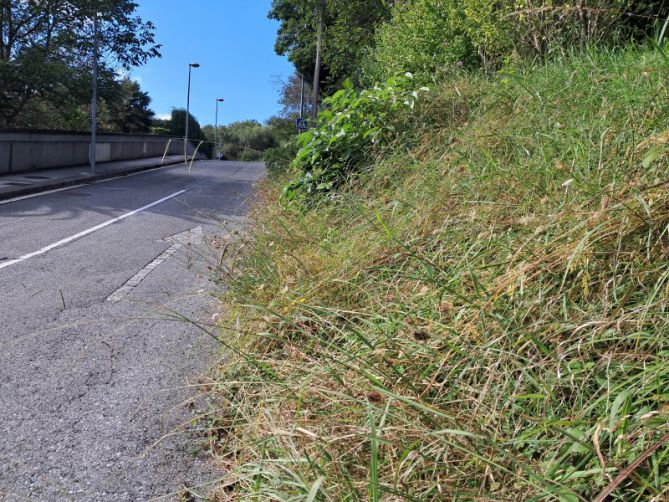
(0, 155), (189, 202)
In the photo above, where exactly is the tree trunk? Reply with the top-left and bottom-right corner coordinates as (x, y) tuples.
(310, 0), (325, 125)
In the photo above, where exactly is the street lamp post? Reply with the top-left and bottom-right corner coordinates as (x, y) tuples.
(215, 98), (224, 160)
(184, 63), (200, 164)
(90, 12), (99, 173)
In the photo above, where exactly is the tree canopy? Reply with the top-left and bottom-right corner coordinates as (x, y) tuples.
(268, 0), (391, 93)
(109, 79), (155, 133)
(208, 120), (278, 162)
(0, 0), (159, 126)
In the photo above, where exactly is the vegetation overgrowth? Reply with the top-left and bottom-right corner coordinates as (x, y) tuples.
(263, 0), (669, 178)
(206, 44), (669, 500)
(283, 75), (427, 200)
(204, 120), (284, 162)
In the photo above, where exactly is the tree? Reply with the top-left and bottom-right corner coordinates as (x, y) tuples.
(110, 79), (155, 133)
(268, 0), (391, 94)
(276, 72), (313, 119)
(170, 109), (212, 158)
(0, 0), (159, 127)
(211, 120), (279, 161)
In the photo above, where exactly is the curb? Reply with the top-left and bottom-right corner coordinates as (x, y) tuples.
(0, 158), (188, 202)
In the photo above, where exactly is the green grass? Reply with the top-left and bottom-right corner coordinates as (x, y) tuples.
(205, 45), (669, 501)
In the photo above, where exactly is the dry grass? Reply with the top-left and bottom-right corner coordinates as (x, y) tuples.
(202, 45), (669, 501)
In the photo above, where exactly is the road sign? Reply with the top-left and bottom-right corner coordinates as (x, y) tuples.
(296, 118), (308, 132)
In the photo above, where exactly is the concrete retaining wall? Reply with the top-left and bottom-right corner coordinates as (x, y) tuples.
(0, 131), (194, 175)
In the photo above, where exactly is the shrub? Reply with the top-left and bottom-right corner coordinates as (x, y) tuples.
(263, 143), (299, 177)
(239, 149), (263, 162)
(283, 74), (427, 201)
(509, 0), (641, 58)
(359, 0), (482, 84)
(169, 109), (212, 158)
(361, 0), (669, 85)
(218, 120), (278, 161)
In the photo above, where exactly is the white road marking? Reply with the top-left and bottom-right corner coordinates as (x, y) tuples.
(0, 190), (187, 271)
(106, 226), (204, 302)
(0, 162), (185, 206)
(0, 184), (92, 205)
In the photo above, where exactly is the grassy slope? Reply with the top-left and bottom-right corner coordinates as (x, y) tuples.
(208, 46), (669, 500)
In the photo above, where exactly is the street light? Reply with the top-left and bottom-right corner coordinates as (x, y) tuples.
(215, 98), (224, 160)
(184, 62), (200, 164)
(90, 12), (99, 173)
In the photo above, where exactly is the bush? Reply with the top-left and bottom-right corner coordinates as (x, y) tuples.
(509, 0), (644, 58)
(263, 143), (299, 177)
(218, 120), (278, 161)
(239, 149), (263, 162)
(283, 74), (427, 201)
(169, 109), (212, 158)
(359, 0), (482, 84)
(361, 0), (669, 85)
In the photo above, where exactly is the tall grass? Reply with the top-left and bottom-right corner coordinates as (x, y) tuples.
(206, 45), (669, 500)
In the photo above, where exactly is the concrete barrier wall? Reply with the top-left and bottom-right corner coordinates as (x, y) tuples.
(0, 131), (194, 175)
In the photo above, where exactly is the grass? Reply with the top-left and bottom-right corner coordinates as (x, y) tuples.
(204, 45), (669, 500)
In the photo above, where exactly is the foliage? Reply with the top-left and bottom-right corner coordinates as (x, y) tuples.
(269, 0), (391, 93)
(109, 79), (155, 133)
(6, 75), (156, 133)
(0, 0), (159, 126)
(508, 0), (667, 58)
(206, 45), (669, 500)
(207, 120), (278, 162)
(361, 0), (669, 85)
(275, 72), (313, 119)
(359, 0), (481, 84)
(283, 74), (426, 200)
(258, 117), (301, 175)
(169, 109), (212, 158)
(262, 143), (298, 176)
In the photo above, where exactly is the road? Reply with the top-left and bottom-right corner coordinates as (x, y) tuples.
(0, 160), (264, 501)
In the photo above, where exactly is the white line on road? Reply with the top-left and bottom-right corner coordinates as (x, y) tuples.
(0, 163), (184, 205)
(0, 184), (92, 205)
(0, 190), (187, 271)
(106, 226), (204, 302)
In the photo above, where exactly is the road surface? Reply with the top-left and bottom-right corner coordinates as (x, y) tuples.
(0, 160), (264, 501)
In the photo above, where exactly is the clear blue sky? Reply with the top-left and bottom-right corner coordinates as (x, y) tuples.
(131, 0), (293, 127)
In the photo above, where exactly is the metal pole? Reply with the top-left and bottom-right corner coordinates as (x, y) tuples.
(299, 74), (305, 120)
(214, 98), (224, 160)
(184, 65), (192, 164)
(215, 99), (219, 160)
(311, 0), (325, 124)
(90, 13), (98, 173)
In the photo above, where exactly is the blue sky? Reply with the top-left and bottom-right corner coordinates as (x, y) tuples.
(132, 0), (293, 127)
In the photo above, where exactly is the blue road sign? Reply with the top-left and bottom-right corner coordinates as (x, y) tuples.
(296, 118), (308, 132)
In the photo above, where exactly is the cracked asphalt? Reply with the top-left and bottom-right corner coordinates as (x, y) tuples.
(0, 161), (264, 501)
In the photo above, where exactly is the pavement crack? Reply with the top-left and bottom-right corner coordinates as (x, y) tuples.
(101, 339), (116, 385)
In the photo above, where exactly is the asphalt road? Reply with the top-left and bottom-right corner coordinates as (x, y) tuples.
(0, 160), (265, 501)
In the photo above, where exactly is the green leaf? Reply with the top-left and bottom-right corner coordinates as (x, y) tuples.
(609, 390), (632, 430)
(642, 147), (664, 168)
(306, 477), (325, 502)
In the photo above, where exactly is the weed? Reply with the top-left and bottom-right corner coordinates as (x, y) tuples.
(207, 45), (669, 500)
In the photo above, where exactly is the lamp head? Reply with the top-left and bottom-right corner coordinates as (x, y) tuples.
(217, 98), (225, 102)
(190, 63), (200, 68)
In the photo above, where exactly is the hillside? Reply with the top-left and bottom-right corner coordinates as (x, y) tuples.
(205, 46), (669, 500)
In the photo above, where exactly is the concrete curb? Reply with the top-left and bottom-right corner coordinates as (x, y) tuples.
(0, 158), (188, 202)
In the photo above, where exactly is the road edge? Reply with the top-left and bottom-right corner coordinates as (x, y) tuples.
(0, 158), (188, 202)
